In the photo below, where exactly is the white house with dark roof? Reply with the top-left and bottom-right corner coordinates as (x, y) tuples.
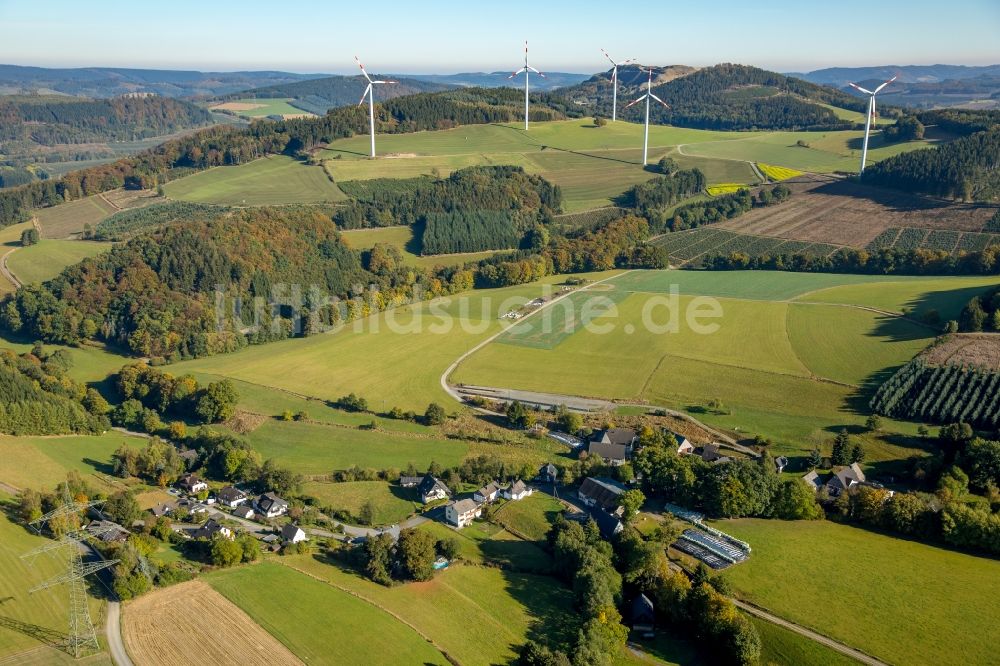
(193, 518), (233, 541)
(673, 433), (695, 456)
(827, 463), (866, 496)
(445, 499), (482, 528)
(587, 428), (637, 465)
(217, 486), (248, 508)
(281, 523), (308, 544)
(177, 473), (208, 495)
(502, 480), (532, 501)
(255, 492), (289, 518)
(418, 474), (451, 504)
(537, 462), (558, 483)
(233, 505), (256, 520)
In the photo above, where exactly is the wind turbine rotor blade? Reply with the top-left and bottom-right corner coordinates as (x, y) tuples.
(508, 67), (526, 79)
(528, 66), (544, 76)
(848, 82), (874, 95)
(650, 93), (670, 109)
(372, 80), (397, 84)
(601, 48), (617, 66)
(624, 94), (647, 109)
(358, 83), (372, 106)
(354, 56), (373, 83)
(874, 76), (897, 94)
(622, 58), (637, 65)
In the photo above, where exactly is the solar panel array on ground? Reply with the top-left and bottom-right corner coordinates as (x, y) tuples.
(673, 536), (731, 570)
(674, 528), (750, 570)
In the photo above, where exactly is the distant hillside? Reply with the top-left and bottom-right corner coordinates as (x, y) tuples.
(399, 71), (591, 91)
(562, 63), (868, 130)
(224, 75), (452, 116)
(0, 64), (326, 98)
(793, 64), (1000, 87)
(0, 94), (213, 182)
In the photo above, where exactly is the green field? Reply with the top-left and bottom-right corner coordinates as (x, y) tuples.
(0, 334), (130, 385)
(171, 273), (618, 411)
(0, 431), (144, 492)
(207, 562), (448, 665)
(492, 492), (564, 541)
(749, 616), (857, 666)
(454, 270), (990, 448)
(210, 97), (314, 119)
(717, 518), (1000, 666)
(163, 155), (346, 205)
(0, 221), (34, 296)
(301, 480), (420, 524)
(322, 120), (763, 212)
(339, 225), (510, 268)
(34, 194), (116, 238)
(285, 554), (575, 665)
(6, 239), (112, 286)
(0, 498), (110, 664)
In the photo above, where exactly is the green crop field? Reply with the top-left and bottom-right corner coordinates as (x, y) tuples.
(207, 562), (448, 665)
(748, 616), (856, 666)
(285, 553), (576, 666)
(210, 98), (314, 118)
(301, 480), (420, 524)
(34, 194), (116, 238)
(0, 431), (144, 492)
(0, 334), (129, 385)
(6, 240), (112, 286)
(321, 120), (764, 212)
(163, 155), (347, 205)
(454, 270), (989, 448)
(339, 225), (511, 268)
(756, 163), (803, 181)
(800, 275), (1000, 321)
(716, 518), (1000, 666)
(0, 498), (111, 664)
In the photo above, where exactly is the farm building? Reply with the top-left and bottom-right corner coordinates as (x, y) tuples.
(255, 492), (289, 518)
(590, 428), (637, 447)
(502, 480), (532, 501)
(587, 428), (637, 465)
(217, 486), (248, 508)
(193, 518), (233, 541)
(86, 520), (130, 543)
(281, 523), (308, 544)
(418, 474), (451, 503)
(700, 443), (731, 464)
(474, 481), (502, 503)
(399, 475), (423, 488)
(589, 508), (624, 539)
(177, 473), (208, 494)
(775, 456), (789, 473)
(445, 499), (482, 528)
(578, 477), (626, 514)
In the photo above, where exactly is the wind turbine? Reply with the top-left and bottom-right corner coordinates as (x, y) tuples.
(355, 55), (397, 158)
(848, 75), (897, 174)
(509, 41), (544, 130)
(600, 49), (636, 122)
(624, 67), (669, 166)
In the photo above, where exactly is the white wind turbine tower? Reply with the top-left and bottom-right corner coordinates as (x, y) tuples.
(600, 49), (636, 122)
(624, 67), (669, 166)
(509, 41), (545, 130)
(848, 75), (897, 174)
(355, 55), (397, 158)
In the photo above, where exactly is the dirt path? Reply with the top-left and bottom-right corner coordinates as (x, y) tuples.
(0, 246), (22, 290)
(733, 599), (889, 666)
(105, 601), (134, 666)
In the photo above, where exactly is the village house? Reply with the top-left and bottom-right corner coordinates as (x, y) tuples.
(827, 463), (866, 496)
(177, 473), (208, 495)
(631, 594), (656, 637)
(802, 470), (825, 492)
(589, 507), (624, 539)
(233, 505), (256, 520)
(193, 518), (233, 540)
(255, 492), (289, 518)
(502, 480), (532, 501)
(217, 486), (248, 508)
(700, 443), (731, 464)
(399, 475), (423, 488)
(578, 477), (626, 515)
(537, 462), (558, 484)
(673, 432), (695, 456)
(445, 498), (482, 528)
(151, 501), (178, 518)
(474, 481), (502, 503)
(418, 474), (451, 504)
(587, 428), (637, 465)
(281, 523), (308, 544)
(775, 456), (789, 474)
(176, 498), (207, 515)
(86, 520), (130, 544)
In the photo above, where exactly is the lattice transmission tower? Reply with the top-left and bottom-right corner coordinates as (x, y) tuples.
(20, 489), (119, 658)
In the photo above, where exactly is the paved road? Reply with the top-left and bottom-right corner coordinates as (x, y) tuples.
(732, 599), (889, 666)
(457, 385), (616, 413)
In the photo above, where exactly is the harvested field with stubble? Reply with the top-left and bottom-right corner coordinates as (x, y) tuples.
(922, 333), (1000, 367)
(719, 174), (997, 247)
(122, 580), (302, 666)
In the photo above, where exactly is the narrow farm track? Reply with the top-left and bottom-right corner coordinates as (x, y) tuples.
(106, 601), (134, 666)
(733, 599), (890, 666)
(0, 247), (22, 290)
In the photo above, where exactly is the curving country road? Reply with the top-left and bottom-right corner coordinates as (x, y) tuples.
(0, 247), (22, 291)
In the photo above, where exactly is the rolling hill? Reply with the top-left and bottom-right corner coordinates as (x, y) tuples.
(561, 63), (869, 130)
(399, 70), (591, 91)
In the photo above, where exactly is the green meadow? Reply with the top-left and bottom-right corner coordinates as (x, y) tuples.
(6, 239), (112, 286)
(717, 518), (1000, 666)
(0, 431), (145, 492)
(339, 225), (511, 268)
(163, 155), (347, 205)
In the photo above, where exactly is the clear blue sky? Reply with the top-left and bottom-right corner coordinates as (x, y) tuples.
(1, 0), (998, 73)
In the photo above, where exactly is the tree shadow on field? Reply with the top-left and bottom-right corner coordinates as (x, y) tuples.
(82, 457), (116, 477)
(498, 568), (578, 658)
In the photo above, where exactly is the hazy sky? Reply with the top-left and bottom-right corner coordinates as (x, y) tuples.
(1, 0), (998, 73)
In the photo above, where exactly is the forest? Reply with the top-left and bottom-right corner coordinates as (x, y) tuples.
(0, 346), (110, 435)
(861, 125), (1000, 201)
